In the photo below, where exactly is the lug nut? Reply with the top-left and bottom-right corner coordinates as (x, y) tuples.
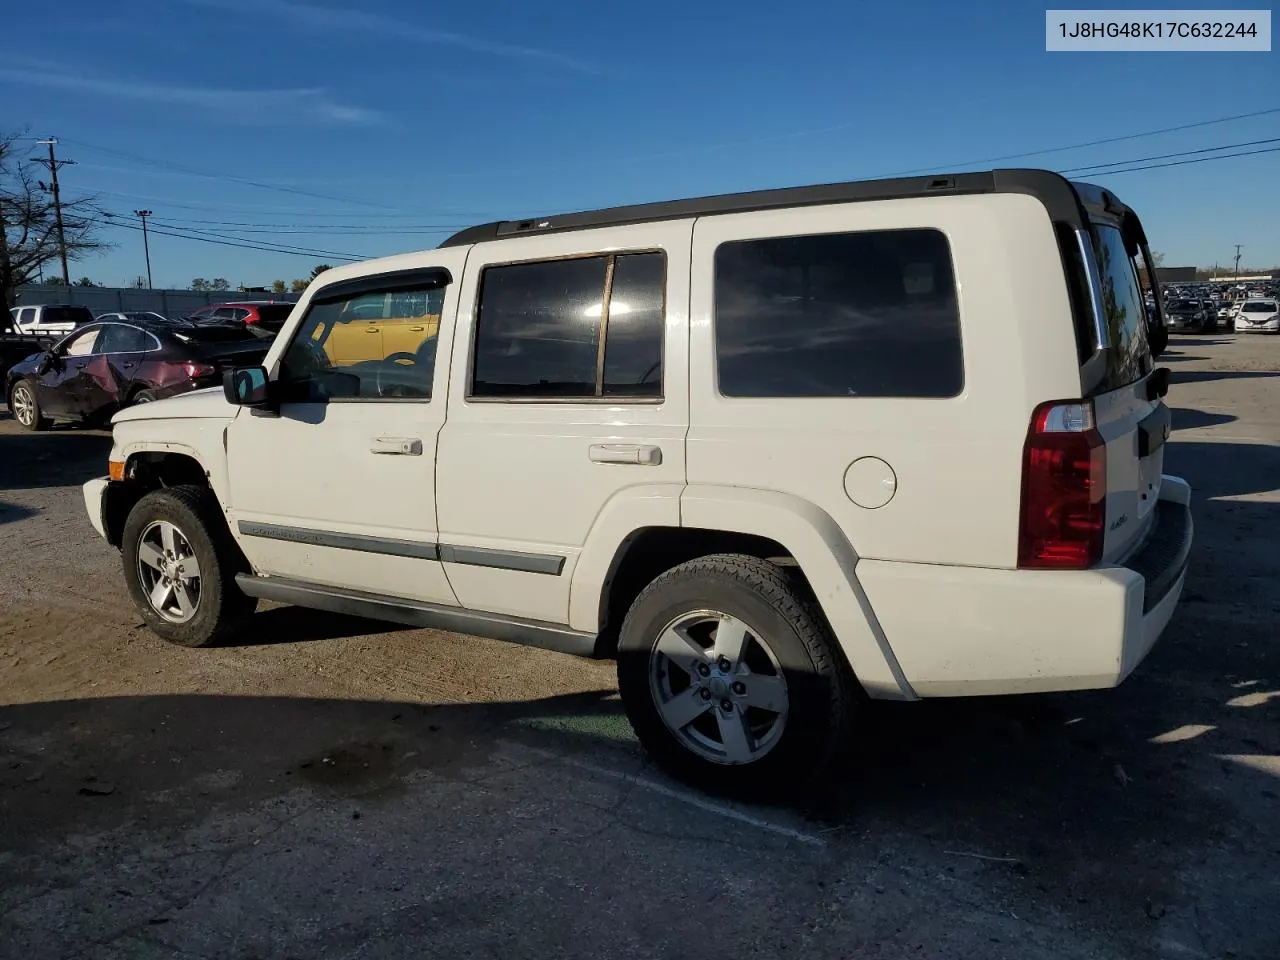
(732, 681), (746, 695)
(696, 662), (711, 677)
(700, 688), (712, 701)
(720, 699), (733, 713)
(717, 657), (732, 673)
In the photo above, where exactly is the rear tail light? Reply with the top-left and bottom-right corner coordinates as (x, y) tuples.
(1018, 400), (1106, 570)
(181, 362), (218, 380)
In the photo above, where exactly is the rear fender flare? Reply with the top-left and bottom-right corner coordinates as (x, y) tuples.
(679, 485), (916, 700)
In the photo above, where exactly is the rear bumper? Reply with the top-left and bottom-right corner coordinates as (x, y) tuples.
(857, 476), (1193, 698)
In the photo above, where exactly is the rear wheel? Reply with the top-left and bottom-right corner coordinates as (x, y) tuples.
(131, 389), (159, 405)
(121, 485), (256, 647)
(9, 380), (49, 431)
(616, 553), (855, 795)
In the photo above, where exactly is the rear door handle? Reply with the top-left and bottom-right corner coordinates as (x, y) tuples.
(589, 443), (662, 465)
(371, 436), (423, 456)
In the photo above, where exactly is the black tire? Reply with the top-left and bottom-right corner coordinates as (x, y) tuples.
(120, 485), (257, 647)
(616, 553), (856, 796)
(9, 379), (50, 431)
(131, 389), (159, 405)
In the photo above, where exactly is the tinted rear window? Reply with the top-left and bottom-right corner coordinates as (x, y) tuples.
(1242, 301), (1275, 312)
(255, 305), (294, 323)
(714, 228), (963, 398)
(44, 306), (94, 325)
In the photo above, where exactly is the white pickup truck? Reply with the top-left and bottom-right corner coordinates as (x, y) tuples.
(81, 169), (1192, 793)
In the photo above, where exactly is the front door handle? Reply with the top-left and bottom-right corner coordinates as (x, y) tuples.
(589, 443), (662, 465)
(371, 436), (423, 456)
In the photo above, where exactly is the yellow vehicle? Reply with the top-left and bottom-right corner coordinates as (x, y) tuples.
(313, 290), (441, 365)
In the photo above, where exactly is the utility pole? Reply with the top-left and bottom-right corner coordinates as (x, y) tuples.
(33, 138), (74, 286)
(135, 209), (153, 289)
(1233, 244), (1242, 283)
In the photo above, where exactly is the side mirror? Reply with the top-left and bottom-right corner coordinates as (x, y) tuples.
(35, 352), (55, 376)
(223, 365), (271, 406)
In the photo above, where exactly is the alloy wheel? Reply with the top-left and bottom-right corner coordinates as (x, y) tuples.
(10, 385), (34, 427)
(136, 520), (202, 623)
(648, 610), (789, 765)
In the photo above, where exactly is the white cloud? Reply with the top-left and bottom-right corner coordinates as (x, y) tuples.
(182, 0), (598, 74)
(0, 67), (381, 125)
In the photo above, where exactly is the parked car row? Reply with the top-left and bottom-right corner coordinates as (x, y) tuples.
(8, 300), (296, 337)
(5, 316), (273, 431)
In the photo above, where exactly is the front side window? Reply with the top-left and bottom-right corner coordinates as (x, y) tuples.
(1090, 224), (1153, 390)
(61, 328), (101, 357)
(714, 228), (963, 398)
(276, 280), (446, 401)
(471, 252), (665, 400)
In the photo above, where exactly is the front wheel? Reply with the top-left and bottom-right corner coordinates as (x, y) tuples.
(9, 380), (50, 431)
(616, 554), (856, 795)
(121, 485), (256, 647)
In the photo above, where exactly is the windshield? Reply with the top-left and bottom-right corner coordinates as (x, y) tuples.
(1090, 223), (1153, 391)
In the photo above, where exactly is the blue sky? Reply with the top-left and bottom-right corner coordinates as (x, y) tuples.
(4, 0), (1277, 288)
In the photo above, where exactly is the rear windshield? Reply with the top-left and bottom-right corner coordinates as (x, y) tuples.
(1090, 224), (1153, 391)
(44, 306), (94, 325)
(1242, 301), (1275, 312)
(255, 305), (294, 323)
(170, 324), (259, 343)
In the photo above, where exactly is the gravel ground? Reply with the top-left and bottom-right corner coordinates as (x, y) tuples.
(1, 334), (1278, 959)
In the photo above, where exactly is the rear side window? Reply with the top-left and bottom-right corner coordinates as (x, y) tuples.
(714, 228), (963, 398)
(96, 325), (156, 353)
(255, 305), (294, 325)
(471, 252), (665, 400)
(1090, 224), (1152, 390)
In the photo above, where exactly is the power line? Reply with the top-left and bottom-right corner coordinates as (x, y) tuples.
(1061, 137), (1280, 174)
(877, 105), (1280, 176)
(1063, 143), (1280, 178)
(104, 218), (362, 261)
(62, 137), (400, 211)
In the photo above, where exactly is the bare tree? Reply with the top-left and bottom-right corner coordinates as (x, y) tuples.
(209, 278), (230, 291)
(290, 278), (308, 293)
(0, 132), (111, 311)
(191, 278), (209, 291)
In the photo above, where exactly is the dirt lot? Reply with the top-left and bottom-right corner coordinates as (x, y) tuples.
(2, 335), (1278, 959)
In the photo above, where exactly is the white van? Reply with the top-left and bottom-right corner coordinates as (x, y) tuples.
(82, 169), (1191, 792)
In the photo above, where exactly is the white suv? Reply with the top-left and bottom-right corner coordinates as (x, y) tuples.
(82, 170), (1192, 792)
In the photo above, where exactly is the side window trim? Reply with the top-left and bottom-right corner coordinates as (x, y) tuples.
(274, 278), (446, 404)
(711, 226), (964, 400)
(466, 249), (667, 404)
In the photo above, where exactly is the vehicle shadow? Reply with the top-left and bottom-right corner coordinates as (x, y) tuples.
(1165, 336), (1234, 348)
(0, 499), (37, 525)
(1170, 406), (1236, 430)
(222, 604), (401, 647)
(1171, 369), (1280, 385)
(0, 429), (113, 491)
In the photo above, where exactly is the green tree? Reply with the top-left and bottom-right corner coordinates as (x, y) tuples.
(74, 276), (95, 287)
(290, 278), (308, 293)
(309, 264), (331, 280)
(271, 279), (287, 294)
(44, 276), (66, 286)
(191, 278), (208, 291)
(209, 278), (230, 291)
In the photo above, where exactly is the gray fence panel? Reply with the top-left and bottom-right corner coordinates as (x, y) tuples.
(14, 286), (299, 318)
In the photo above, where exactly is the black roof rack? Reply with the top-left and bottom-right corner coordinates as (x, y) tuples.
(440, 168), (1097, 248)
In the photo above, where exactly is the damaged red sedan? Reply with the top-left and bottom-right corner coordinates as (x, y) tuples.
(5, 319), (271, 431)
